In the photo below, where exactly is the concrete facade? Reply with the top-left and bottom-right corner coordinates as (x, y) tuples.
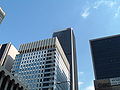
(12, 37), (70, 90)
(94, 77), (120, 90)
(0, 43), (19, 72)
(0, 66), (27, 90)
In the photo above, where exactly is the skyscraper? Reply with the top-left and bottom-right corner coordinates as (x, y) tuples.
(53, 28), (78, 90)
(0, 7), (5, 23)
(12, 37), (70, 90)
(90, 35), (120, 90)
(0, 42), (19, 71)
(90, 35), (120, 80)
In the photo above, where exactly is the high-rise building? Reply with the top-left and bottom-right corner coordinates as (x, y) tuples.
(94, 77), (120, 90)
(90, 35), (120, 80)
(90, 35), (120, 90)
(0, 7), (5, 23)
(52, 28), (78, 90)
(12, 37), (70, 90)
(0, 43), (19, 71)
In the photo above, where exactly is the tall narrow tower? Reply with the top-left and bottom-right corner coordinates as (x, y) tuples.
(53, 28), (78, 90)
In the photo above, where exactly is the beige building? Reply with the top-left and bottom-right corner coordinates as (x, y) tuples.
(12, 37), (70, 90)
(0, 43), (19, 71)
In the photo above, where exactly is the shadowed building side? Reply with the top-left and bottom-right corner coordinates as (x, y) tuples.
(90, 34), (120, 90)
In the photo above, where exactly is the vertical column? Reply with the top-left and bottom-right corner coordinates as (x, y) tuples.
(0, 75), (4, 87)
(12, 83), (19, 90)
(4, 77), (10, 90)
(0, 76), (8, 89)
(11, 80), (15, 90)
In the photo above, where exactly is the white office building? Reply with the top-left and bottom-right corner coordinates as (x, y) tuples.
(0, 7), (5, 23)
(12, 37), (70, 90)
(0, 43), (19, 72)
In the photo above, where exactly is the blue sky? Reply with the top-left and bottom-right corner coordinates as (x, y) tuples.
(1, 0), (120, 90)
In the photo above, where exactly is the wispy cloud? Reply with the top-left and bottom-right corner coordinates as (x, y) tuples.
(81, 0), (120, 19)
(114, 6), (120, 17)
(78, 81), (84, 89)
(78, 72), (84, 88)
(79, 71), (84, 75)
(81, 7), (90, 19)
(85, 85), (95, 90)
(93, 0), (117, 9)
(78, 81), (84, 86)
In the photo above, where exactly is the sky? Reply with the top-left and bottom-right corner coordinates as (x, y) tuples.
(1, 0), (120, 90)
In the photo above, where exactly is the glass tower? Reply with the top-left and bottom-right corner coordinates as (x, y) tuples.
(12, 37), (70, 90)
(90, 35), (120, 80)
(53, 28), (78, 90)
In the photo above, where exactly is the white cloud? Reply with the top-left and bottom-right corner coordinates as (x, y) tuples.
(78, 72), (84, 88)
(93, 0), (103, 9)
(85, 85), (95, 90)
(81, 0), (119, 19)
(79, 72), (84, 75)
(114, 6), (120, 17)
(78, 81), (84, 89)
(84, 81), (95, 90)
(81, 7), (90, 18)
(108, 1), (117, 8)
(78, 81), (84, 85)
(93, 0), (117, 9)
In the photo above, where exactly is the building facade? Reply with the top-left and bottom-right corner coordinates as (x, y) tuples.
(90, 35), (120, 90)
(52, 28), (78, 90)
(0, 66), (27, 90)
(12, 37), (70, 90)
(94, 77), (120, 90)
(0, 7), (5, 23)
(90, 35), (120, 80)
(0, 43), (19, 71)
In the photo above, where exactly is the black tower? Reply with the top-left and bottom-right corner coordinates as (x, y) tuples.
(53, 28), (78, 90)
(90, 35), (120, 80)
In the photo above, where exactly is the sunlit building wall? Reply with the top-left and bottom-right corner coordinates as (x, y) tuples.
(12, 37), (70, 90)
(0, 43), (19, 72)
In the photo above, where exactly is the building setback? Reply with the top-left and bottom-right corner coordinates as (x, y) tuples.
(0, 7), (5, 23)
(0, 66), (27, 90)
(0, 43), (19, 72)
(90, 34), (120, 90)
(52, 28), (78, 90)
(94, 77), (120, 90)
(12, 37), (70, 90)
